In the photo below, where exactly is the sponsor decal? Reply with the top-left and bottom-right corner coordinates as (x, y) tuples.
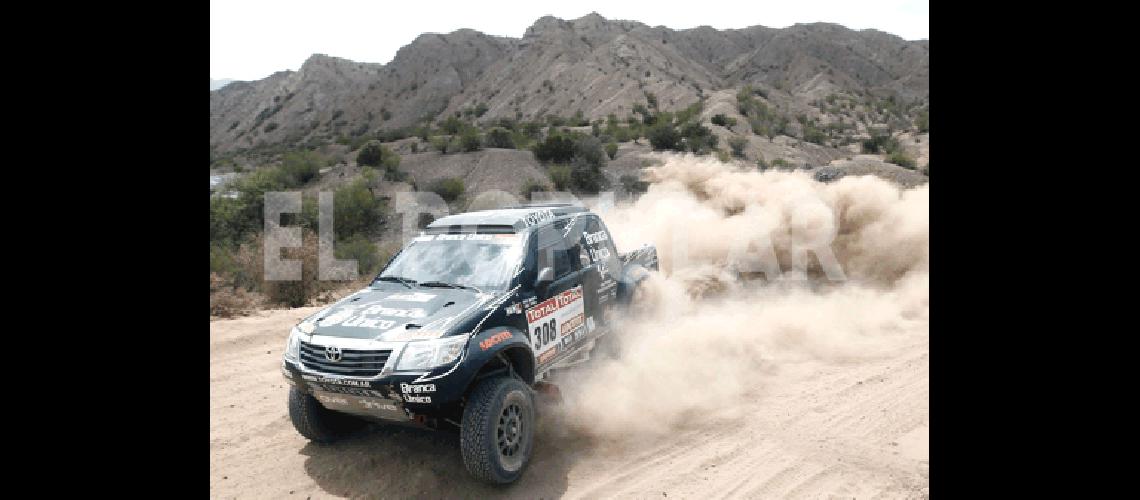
(480, 330), (513, 350)
(526, 287), (584, 323)
(387, 292), (437, 302)
(315, 394), (349, 406)
(404, 395), (432, 404)
(560, 313), (584, 337)
(527, 286), (585, 364)
(435, 233), (494, 241)
(584, 230), (610, 245)
(505, 302), (523, 315)
(359, 305), (427, 318)
(586, 316), (596, 333)
(386, 329), (444, 341)
(400, 383), (437, 394)
(302, 375), (371, 387)
(361, 400), (399, 412)
(522, 296), (538, 308)
(537, 347), (559, 364)
(523, 209), (555, 227)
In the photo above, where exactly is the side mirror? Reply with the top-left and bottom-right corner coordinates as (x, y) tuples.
(535, 266), (554, 289)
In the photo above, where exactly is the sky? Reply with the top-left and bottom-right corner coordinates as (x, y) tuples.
(211, 0), (928, 82)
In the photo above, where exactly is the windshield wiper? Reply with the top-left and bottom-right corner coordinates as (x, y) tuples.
(374, 276), (416, 289)
(419, 281), (484, 294)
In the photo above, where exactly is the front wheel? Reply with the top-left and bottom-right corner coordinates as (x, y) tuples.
(460, 376), (535, 484)
(287, 387), (365, 443)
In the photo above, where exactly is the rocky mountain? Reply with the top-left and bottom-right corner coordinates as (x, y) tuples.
(211, 78), (236, 91)
(209, 13), (927, 156)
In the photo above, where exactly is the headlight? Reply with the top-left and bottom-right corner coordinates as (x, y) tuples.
(396, 335), (468, 371)
(285, 326), (302, 360)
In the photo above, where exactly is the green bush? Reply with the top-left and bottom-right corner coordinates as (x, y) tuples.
(333, 178), (383, 240)
(335, 234), (384, 277)
(711, 114), (737, 127)
(279, 151), (324, 186)
(429, 177), (465, 202)
(715, 149), (732, 163)
(356, 140), (400, 169)
(620, 174), (649, 195)
(680, 122), (717, 154)
(771, 158), (791, 170)
(533, 133), (576, 163)
(521, 178), (549, 199)
(605, 141), (618, 160)
(887, 151), (917, 170)
(548, 165), (572, 191)
(648, 122), (681, 150)
(729, 136), (748, 157)
(431, 135), (459, 154)
(459, 128), (482, 152)
(484, 127), (515, 149)
(440, 116), (464, 134)
(916, 110), (929, 133)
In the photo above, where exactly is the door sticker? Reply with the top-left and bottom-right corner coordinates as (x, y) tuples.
(526, 285), (585, 364)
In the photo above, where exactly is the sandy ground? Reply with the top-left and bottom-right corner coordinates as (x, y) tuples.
(210, 307), (928, 499)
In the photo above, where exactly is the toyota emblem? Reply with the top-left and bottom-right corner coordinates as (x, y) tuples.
(324, 346), (342, 362)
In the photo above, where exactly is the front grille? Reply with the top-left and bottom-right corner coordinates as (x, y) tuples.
(299, 341), (392, 378)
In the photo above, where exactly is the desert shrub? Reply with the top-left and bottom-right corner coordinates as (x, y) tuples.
(459, 128), (482, 152)
(573, 135), (607, 170)
(548, 165), (572, 190)
(916, 109), (929, 133)
(771, 158), (792, 170)
(605, 141), (618, 160)
(729, 136), (748, 157)
(431, 135), (459, 154)
(429, 177), (465, 202)
(356, 140), (400, 169)
(620, 174), (649, 195)
(279, 151), (323, 186)
(533, 133), (576, 163)
(887, 151), (917, 170)
(802, 124), (827, 145)
(262, 230), (339, 307)
(711, 114), (737, 127)
(333, 178), (383, 240)
(210, 272), (260, 318)
(715, 149), (732, 163)
(521, 178), (550, 199)
(648, 122), (680, 150)
(334, 234), (385, 277)
(484, 127), (515, 149)
(440, 116), (464, 134)
(680, 122), (717, 153)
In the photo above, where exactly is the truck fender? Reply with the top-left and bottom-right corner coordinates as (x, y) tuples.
(462, 327), (536, 386)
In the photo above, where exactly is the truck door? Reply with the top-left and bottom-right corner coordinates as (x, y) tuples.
(528, 220), (590, 368)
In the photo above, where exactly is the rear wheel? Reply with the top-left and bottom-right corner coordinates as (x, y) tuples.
(287, 387), (366, 443)
(460, 376), (535, 484)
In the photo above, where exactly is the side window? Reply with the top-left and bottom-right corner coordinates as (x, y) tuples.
(553, 245), (573, 278)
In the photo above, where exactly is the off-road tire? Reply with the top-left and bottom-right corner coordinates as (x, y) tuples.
(288, 387), (366, 443)
(460, 376), (535, 484)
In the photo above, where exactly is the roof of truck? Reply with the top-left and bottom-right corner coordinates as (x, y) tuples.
(426, 204), (588, 232)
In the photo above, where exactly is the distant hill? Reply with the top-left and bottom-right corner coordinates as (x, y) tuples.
(209, 13), (927, 156)
(211, 78), (236, 91)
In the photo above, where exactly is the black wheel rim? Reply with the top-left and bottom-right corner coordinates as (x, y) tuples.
(496, 401), (526, 470)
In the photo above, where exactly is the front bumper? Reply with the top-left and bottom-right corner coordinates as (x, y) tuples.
(282, 358), (461, 423)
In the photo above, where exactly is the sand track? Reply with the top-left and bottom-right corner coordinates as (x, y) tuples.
(210, 307), (927, 499)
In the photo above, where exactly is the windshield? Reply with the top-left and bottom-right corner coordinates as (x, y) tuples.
(376, 233), (525, 291)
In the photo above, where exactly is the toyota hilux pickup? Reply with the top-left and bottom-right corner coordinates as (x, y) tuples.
(281, 203), (658, 484)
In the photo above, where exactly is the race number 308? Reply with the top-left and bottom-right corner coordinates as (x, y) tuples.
(533, 319), (557, 350)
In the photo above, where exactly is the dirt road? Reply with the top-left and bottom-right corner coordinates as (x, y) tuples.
(210, 307), (928, 499)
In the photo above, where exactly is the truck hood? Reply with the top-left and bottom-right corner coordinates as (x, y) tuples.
(303, 287), (500, 341)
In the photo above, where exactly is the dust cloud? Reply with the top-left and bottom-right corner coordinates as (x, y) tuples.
(554, 154), (929, 439)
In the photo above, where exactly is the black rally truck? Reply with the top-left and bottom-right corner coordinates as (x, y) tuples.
(281, 204), (658, 483)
